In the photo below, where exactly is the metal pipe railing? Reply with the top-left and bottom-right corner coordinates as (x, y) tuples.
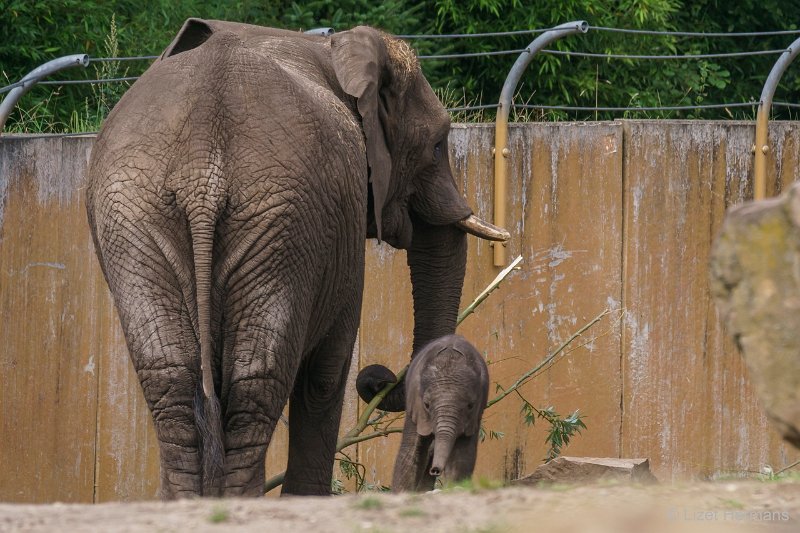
(0, 54), (90, 133)
(492, 21), (589, 266)
(753, 36), (800, 200)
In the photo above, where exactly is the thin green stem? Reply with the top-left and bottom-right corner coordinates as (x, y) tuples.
(457, 255), (523, 324)
(338, 427), (404, 449)
(264, 472), (284, 494)
(486, 309), (610, 408)
(776, 458), (800, 475)
(340, 366), (408, 443)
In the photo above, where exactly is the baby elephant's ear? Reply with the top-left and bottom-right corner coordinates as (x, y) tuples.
(465, 352), (490, 437)
(411, 396), (434, 437)
(406, 362), (434, 436)
(330, 27), (391, 242)
(465, 405), (481, 437)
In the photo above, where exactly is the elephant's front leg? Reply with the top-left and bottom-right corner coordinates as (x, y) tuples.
(392, 417), (436, 491)
(442, 435), (479, 483)
(281, 319), (358, 495)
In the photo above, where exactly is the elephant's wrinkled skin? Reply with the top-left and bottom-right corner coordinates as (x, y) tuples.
(392, 335), (489, 492)
(86, 19), (506, 498)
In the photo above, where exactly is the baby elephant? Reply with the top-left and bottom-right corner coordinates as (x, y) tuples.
(392, 334), (489, 491)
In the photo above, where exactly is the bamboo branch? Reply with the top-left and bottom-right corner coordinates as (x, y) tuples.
(341, 253), (524, 442)
(338, 365), (408, 445)
(457, 255), (523, 324)
(486, 308), (610, 408)
(342, 254), (524, 438)
(776, 458), (800, 475)
(338, 427), (404, 449)
(264, 472), (284, 494)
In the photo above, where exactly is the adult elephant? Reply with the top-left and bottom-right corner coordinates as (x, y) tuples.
(86, 19), (507, 499)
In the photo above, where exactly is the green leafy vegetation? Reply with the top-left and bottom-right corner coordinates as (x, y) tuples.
(440, 476), (505, 492)
(354, 496), (384, 510)
(332, 450), (391, 494)
(398, 506), (427, 517)
(521, 402), (588, 462)
(2, 1), (798, 132)
(208, 505), (229, 523)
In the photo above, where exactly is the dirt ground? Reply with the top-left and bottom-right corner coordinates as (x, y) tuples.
(1, 479), (798, 533)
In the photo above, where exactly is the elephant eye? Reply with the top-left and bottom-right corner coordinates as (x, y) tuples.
(424, 400), (431, 410)
(467, 402), (474, 410)
(433, 142), (442, 161)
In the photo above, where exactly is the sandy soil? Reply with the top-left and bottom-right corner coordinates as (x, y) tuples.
(1, 480), (798, 533)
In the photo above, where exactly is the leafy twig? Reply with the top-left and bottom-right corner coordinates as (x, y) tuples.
(340, 252), (523, 446)
(517, 390), (587, 462)
(338, 366), (408, 446)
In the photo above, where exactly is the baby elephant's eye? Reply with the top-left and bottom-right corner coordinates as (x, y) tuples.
(433, 142), (442, 161)
(467, 402), (474, 410)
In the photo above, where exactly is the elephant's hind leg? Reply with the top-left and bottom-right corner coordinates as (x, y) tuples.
(281, 314), (360, 496)
(218, 272), (316, 497)
(96, 223), (206, 498)
(220, 326), (297, 497)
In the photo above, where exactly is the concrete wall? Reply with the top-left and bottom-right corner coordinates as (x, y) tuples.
(1, 121), (798, 502)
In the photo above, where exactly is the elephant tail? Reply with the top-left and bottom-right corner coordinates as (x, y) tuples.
(190, 213), (225, 495)
(195, 382), (224, 494)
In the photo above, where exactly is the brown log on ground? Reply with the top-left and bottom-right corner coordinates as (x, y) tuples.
(513, 457), (658, 485)
(710, 182), (800, 450)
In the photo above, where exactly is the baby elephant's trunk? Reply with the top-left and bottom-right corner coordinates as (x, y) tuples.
(429, 426), (458, 477)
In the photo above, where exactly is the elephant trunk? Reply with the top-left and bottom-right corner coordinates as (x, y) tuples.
(407, 218), (467, 354)
(355, 364), (406, 412)
(429, 415), (460, 477)
(356, 218), (467, 412)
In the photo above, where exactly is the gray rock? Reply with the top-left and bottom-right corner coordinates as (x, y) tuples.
(710, 182), (800, 449)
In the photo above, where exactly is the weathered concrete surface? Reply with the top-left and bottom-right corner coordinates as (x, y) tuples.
(710, 182), (800, 449)
(514, 457), (658, 485)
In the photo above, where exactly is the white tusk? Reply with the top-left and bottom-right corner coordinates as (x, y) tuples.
(457, 215), (510, 242)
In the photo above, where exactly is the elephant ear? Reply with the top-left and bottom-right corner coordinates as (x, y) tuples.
(406, 360), (434, 436)
(465, 348), (490, 437)
(330, 26), (392, 242)
(161, 18), (214, 59)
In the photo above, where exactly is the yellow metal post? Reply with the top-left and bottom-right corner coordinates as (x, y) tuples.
(492, 21), (588, 267)
(493, 106), (509, 266)
(754, 105), (769, 200)
(752, 36), (800, 200)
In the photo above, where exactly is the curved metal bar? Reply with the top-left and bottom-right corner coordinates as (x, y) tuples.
(0, 54), (90, 133)
(304, 27), (334, 36)
(493, 21), (589, 266)
(754, 36), (800, 200)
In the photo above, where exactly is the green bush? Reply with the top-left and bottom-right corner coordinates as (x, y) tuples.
(1, 0), (798, 132)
